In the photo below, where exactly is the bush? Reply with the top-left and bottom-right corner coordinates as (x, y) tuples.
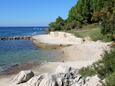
(48, 16), (65, 31)
(79, 66), (96, 78)
(104, 72), (115, 86)
(96, 50), (115, 79)
(79, 49), (115, 81)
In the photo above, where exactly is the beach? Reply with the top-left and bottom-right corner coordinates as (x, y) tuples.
(0, 31), (111, 86)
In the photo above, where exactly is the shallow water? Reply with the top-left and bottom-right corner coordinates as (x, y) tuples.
(0, 27), (63, 73)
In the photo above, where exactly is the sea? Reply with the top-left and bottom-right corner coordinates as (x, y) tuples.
(0, 27), (63, 74)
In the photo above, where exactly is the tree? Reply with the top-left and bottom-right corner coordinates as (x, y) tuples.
(48, 0), (115, 36)
(68, 0), (93, 24)
(49, 16), (65, 31)
(100, 0), (115, 40)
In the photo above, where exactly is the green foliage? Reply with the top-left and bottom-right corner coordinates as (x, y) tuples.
(79, 66), (96, 78)
(101, 12), (115, 40)
(48, 16), (65, 31)
(79, 49), (115, 85)
(48, 0), (115, 41)
(95, 50), (115, 79)
(104, 72), (115, 86)
(67, 24), (111, 42)
(65, 20), (82, 30)
(97, 0), (115, 40)
(68, 0), (93, 23)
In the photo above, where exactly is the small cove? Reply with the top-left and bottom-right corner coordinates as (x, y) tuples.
(0, 27), (63, 75)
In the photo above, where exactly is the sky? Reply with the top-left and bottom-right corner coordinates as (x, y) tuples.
(0, 0), (77, 26)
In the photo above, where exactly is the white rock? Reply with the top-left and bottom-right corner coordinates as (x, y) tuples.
(84, 75), (102, 86)
(56, 77), (63, 86)
(13, 70), (34, 84)
(74, 74), (82, 82)
(39, 74), (57, 86)
(77, 78), (85, 86)
(27, 73), (48, 86)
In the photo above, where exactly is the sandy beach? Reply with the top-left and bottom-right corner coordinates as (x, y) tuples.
(0, 32), (111, 86)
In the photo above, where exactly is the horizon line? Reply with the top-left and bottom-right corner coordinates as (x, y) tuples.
(0, 26), (48, 27)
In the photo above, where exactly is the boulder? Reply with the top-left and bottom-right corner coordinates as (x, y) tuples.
(55, 73), (65, 86)
(27, 73), (48, 86)
(12, 66), (103, 86)
(39, 74), (58, 86)
(73, 74), (82, 82)
(56, 76), (63, 86)
(13, 70), (34, 84)
(84, 75), (102, 86)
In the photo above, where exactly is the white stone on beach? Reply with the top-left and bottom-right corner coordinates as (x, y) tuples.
(39, 74), (57, 86)
(11, 66), (102, 86)
(84, 75), (102, 86)
(27, 73), (48, 86)
(56, 76), (63, 86)
(13, 70), (34, 84)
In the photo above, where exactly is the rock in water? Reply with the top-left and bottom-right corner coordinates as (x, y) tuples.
(13, 70), (34, 84)
(27, 73), (48, 86)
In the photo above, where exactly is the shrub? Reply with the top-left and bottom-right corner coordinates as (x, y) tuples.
(79, 49), (115, 80)
(79, 66), (96, 78)
(104, 72), (115, 86)
(87, 49), (115, 80)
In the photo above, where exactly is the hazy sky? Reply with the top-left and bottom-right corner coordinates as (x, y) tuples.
(0, 0), (77, 26)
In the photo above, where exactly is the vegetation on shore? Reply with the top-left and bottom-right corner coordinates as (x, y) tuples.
(79, 49), (115, 86)
(67, 24), (112, 42)
(48, 0), (115, 85)
(48, 0), (115, 41)
(67, 23), (114, 42)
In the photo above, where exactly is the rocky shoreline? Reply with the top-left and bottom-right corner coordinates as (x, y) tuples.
(0, 36), (31, 40)
(0, 32), (112, 86)
(12, 65), (102, 86)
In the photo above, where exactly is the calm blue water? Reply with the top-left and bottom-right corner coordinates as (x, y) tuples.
(0, 27), (48, 37)
(0, 27), (62, 73)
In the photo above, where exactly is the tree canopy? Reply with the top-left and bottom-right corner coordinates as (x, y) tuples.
(49, 0), (115, 39)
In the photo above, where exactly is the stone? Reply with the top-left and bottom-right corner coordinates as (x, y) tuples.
(77, 78), (85, 86)
(27, 73), (48, 86)
(84, 75), (102, 86)
(12, 66), (103, 86)
(73, 74), (82, 82)
(39, 74), (58, 86)
(56, 76), (63, 86)
(13, 70), (34, 84)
